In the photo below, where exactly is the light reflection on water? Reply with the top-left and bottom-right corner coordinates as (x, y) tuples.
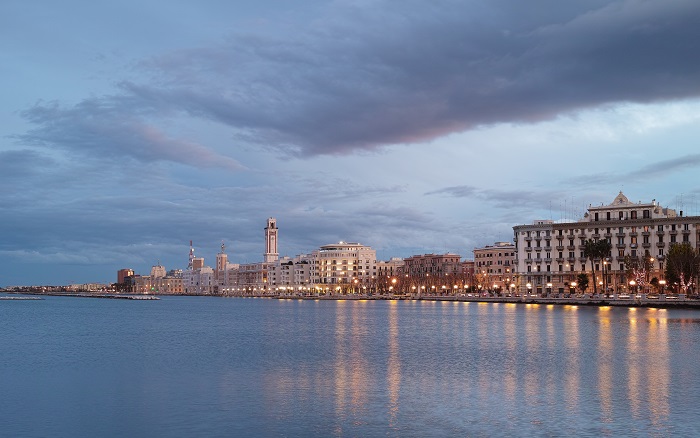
(1, 296), (699, 437)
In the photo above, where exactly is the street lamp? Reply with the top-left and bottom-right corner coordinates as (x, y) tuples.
(546, 282), (553, 297)
(629, 280), (637, 296)
(526, 282), (532, 297)
(571, 281), (577, 296)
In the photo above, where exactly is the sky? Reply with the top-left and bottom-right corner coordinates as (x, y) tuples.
(3, 0), (700, 286)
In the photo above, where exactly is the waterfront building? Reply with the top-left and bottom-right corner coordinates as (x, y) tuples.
(117, 268), (134, 284)
(376, 257), (405, 278)
(267, 254), (314, 292)
(513, 192), (700, 295)
(313, 242), (377, 291)
(402, 253), (462, 278)
(133, 264), (184, 294)
(225, 262), (269, 293)
(473, 242), (516, 293)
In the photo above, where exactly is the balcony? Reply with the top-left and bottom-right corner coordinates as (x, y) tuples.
(556, 257), (564, 262)
(525, 247), (532, 252)
(556, 245), (564, 250)
(568, 257), (576, 263)
(567, 234), (575, 239)
(656, 230), (665, 236)
(567, 245), (576, 250)
(544, 246), (552, 251)
(682, 229), (691, 234)
(629, 231), (638, 237)
(525, 259), (533, 264)
(604, 233), (612, 238)
(656, 242), (666, 248)
(544, 258), (552, 263)
(534, 258), (543, 263)
(616, 232), (626, 237)
(592, 233), (601, 239)
(670, 229), (678, 235)
(524, 236), (532, 241)
(616, 244), (626, 249)
(642, 242), (651, 248)
(642, 231), (651, 236)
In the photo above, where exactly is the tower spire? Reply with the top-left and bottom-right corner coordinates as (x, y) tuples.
(188, 240), (195, 270)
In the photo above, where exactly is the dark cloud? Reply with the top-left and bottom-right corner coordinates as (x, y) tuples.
(18, 1), (700, 158)
(19, 99), (244, 170)
(130, 0), (700, 156)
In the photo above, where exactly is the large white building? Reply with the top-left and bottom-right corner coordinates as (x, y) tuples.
(313, 242), (377, 288)
(513, 192), (700, 295)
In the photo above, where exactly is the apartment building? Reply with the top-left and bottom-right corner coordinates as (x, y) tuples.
(513, 192), (700, 295)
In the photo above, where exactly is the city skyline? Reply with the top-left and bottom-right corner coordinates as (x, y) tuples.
(3, 1), (700, 286)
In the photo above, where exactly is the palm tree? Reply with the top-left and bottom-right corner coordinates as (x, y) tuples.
(584, 238), (612, 296)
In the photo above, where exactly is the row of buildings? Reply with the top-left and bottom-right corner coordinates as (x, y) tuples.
(122, 192), (699, 295)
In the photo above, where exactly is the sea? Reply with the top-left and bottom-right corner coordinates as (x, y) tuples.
(1, 296), (699, 437)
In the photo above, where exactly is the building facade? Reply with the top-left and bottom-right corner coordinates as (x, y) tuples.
(473, 242), (516, 292)
(513, 192), (700, 295)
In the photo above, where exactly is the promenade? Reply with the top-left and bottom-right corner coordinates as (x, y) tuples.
(232, 291), (700, 309)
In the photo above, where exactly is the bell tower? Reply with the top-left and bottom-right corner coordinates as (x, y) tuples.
(264, 218), (279, 263)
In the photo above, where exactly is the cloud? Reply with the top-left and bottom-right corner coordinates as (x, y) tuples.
(18, 1), (700, 159)
(125, 0), (700, 156)
(426, 185), (568, 209)
(19, 99), (244, 170)
(567, 153), (700, 185)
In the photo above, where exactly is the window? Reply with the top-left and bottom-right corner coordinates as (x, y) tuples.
(631, 250), (637, 257)
(618, 249), (624, 257)
(631, 236), (637, 245)
(619, 211), (624, 219)
(684, 223), (690, 230)
(569, 251), (574, 258)
(558, 265), (563, 271)
(618, 237), (624, 245)
(658, 225), (663, 232)
(631, 211), (637, 219)
(558, 252), (563, 258)
(607, 212), (611, 220)
(595, 213), (599, 221)
(671, 235), (676, 243)
(683, 234), (689, 242)
(619, 227), (624, 233)
(546, 265), (551, 272)
(658, 249), (664, 256)
(671, 224), (676, 231)
(658, 235), (664, 243)
(643, 235), (649, 244)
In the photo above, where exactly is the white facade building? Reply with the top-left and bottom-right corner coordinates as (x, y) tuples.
(513, 192), (700, 295)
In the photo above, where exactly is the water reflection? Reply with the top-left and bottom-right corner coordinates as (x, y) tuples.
(387, 301), (400, 428)
(597, 307), (614, 426)
(563, 305), (579, 412)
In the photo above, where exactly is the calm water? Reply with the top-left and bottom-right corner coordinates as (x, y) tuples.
(2, 296), (700, 437)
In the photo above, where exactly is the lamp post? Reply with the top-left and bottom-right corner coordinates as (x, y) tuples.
(629, 280), (637, 296)
(546, 282), (553, 298)
(571, 281), (577, 297)
(526, 282), (532, 299)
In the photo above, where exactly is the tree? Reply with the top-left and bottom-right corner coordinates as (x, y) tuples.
(623, 253), (654, 293)
(576, 273), (589, 293)
(664, 243), (700, 295)
(583, 239), (612, 296)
